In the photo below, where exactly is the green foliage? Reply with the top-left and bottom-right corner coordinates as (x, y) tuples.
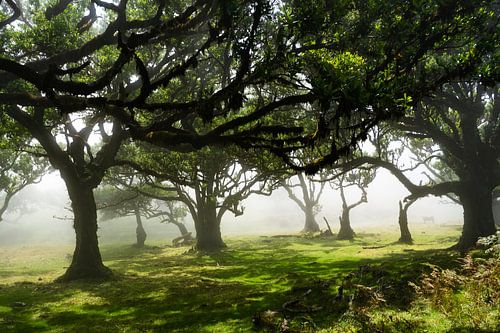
(410, 254), (499, 331)
(3, 0), (90, 59)
(1, 0), (494, 176)
(0, 118), (49, 220)
(306, 50), (368, 107)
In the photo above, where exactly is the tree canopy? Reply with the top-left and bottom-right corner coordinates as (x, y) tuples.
(1, 0), (496, 165)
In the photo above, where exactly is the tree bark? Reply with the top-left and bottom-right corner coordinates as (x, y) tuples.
(194, 200), (225, 251)
(453, 95), (498, 249)
(57, 180), (112, 281)
(397, 201), (414, 244)
(337, 206), (355, 240)
(134, 207), (146, 248)
(493, 194), (500, 227)
(170, 220), (190, 237)
(0, 191), (15, 222)
(456, 183), (497, 250)
(302, 204), (320, 233)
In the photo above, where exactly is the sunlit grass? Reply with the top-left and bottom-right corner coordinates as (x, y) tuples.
(0, 224), (497, 332)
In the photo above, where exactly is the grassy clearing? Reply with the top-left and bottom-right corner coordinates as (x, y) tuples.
(0, 224), (498, 332)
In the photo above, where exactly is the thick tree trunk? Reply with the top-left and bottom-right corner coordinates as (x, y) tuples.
(398, 201), (413, 244)
(57, 181), (111, 281)
(134, 208), (146, 248)
(195, 221), (225, 251)
(454, 102), (498, 250)
(194, 202), (225, 251)
(456, 183), (497, 250)
(302, 205), (320, 233)
(337, 208), (355, 240)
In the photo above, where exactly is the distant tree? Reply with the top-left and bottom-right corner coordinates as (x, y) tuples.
(118, 145), (273, 251)
(96, 166), (192, 247)
(156, 201), (192, 246)
(332, 169), (376, 240)
(96, 185), (153, 248)
(0, 150), (47, 222)
(281, 172), (325, 233)
(0, 114), (48, 222)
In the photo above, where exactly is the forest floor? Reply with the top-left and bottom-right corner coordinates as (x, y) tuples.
(0, 224), (498, 332)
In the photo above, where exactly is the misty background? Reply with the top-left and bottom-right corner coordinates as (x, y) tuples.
(0, 168), (463, 247)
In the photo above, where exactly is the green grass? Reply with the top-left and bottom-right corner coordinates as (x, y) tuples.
(0, 224), (498, 332)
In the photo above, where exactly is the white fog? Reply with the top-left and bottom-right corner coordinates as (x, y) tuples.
(0, 169), (463, 247)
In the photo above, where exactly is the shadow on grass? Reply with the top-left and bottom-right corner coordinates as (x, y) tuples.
(0, 237), (468, 332)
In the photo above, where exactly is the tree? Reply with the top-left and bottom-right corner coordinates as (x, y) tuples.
(399, 83), (500, 249)
(397, 198), (417, 244)
(282, 173), (325, 233)
(96, 168), (191, 247)
(0, 149), (47, 222)
(1, 1), (492, 165)
(96, 183), (155, 248)
(332, 169), (375, 240)
(120, 145), (273, 251)
(0, 0), (495, 277)
(0, 112), (48, 222)
(156, 201), (192, 246)
(337, 83), (499, 249)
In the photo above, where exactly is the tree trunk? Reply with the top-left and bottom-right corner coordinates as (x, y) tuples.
(337, 207), (355, 240)
(195, 219), (225, 251)
(456, 183), (497, 250)
(57, 181), (111, 281)
(170, 220), (190, 237)
(493, 194), (500, 227)
(302, 205), (320, 233)
(134, 208), (146, 248)
(398, 201), (413, 244)
(0, 191), (15, 222)
(194, 202), (225, 251)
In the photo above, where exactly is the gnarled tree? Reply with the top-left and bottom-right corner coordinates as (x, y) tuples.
(337, 83), (500, 249)
(397, 198), (417, 244)
(332, 169), (375, 240)
(120, 145), (273, 251)
(281, 172), (325, 233)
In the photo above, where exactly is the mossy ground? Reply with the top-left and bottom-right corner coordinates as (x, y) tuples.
(0, 224), (498, 332)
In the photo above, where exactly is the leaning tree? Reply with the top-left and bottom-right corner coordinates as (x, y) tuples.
(0, 0), (495, 278)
